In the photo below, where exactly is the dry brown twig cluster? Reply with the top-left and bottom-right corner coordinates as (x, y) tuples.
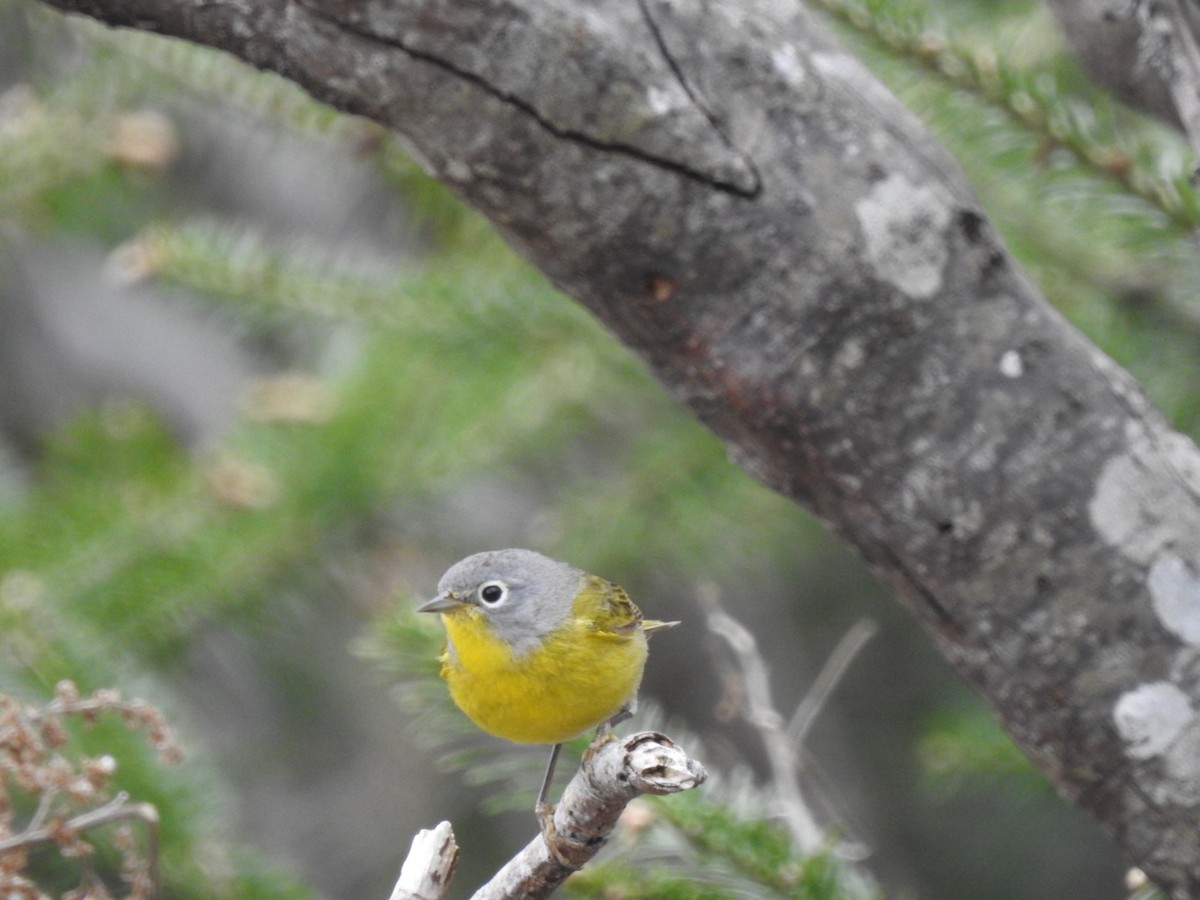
(0, 680), (183, 899)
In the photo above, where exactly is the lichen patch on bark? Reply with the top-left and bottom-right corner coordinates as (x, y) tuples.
(1148, 554), (1200, 645)
(853, 173), (950, 299)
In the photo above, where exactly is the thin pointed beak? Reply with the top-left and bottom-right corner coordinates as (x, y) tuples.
(418, 592), (467, 614)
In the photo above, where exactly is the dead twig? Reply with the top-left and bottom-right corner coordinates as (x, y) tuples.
(700, 586), (823, 854)
(388, 820), (459, 900)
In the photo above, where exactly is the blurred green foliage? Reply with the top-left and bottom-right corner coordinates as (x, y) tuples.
(0, 0), (1188, 896)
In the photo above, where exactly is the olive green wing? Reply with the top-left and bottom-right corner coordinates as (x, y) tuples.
(577, 575), (680, 636)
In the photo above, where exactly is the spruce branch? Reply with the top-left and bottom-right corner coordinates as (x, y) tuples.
(110, 219), (593, 342)
(645, 790), (878, 900)
(810, 0), (1200, 232)
(63, 8), (355, 139)
(0, 86), (112, 214)
(110, 221), (411, 326)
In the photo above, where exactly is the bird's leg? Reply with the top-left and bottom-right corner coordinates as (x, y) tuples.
(536, 701), (642, 867)
(535, 742), (562, 836)
(537, 742), (583, 869)
(591, 695), (636, 747)
(535, 742), (562, 820)
(608, 698), (634, 729)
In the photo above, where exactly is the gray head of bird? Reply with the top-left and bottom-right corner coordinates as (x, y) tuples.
(418, 548), (585, 656)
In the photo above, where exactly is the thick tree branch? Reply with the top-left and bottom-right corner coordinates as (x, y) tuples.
(30, 0), (1200, 895)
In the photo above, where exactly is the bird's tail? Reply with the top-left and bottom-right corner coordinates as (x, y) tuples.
(643, 619), (681, 636)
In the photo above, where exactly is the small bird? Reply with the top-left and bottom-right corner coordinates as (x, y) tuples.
(419, 548), (677, 842)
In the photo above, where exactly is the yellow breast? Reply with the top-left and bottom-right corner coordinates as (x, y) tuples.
(437, 603), (649, 745)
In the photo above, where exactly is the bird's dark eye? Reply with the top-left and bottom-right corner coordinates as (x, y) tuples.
(479, 581), (507, 605)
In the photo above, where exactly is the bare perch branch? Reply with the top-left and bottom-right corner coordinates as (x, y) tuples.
(470, 732), (706, 900)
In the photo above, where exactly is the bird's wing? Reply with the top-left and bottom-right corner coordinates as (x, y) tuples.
(578, 576), (680, 637)
(579, 575), (644, 635)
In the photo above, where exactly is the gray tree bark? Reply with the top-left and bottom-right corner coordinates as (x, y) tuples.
(32, 0), (1200, 895)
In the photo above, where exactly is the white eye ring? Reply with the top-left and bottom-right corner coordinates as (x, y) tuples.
(478, 581), (508, 606)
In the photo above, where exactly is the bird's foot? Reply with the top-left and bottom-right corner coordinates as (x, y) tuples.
(589, 721), (621, 751)
(536, 800), (580, 870)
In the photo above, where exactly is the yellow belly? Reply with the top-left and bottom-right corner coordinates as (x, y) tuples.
(439, 609), (648, 745)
